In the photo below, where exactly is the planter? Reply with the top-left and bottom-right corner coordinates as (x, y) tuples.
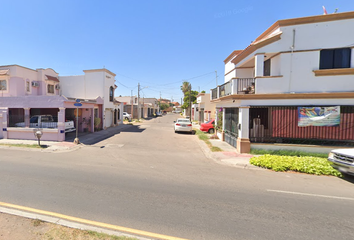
(216, 131), (225, 141)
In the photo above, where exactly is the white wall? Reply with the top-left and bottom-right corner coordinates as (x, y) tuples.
(234, 17), (354, 94)
(236, 68), (254, 78)
(59, 75), (86, 98)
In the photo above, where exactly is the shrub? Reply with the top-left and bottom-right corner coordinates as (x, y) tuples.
(250, 154), (342, 177)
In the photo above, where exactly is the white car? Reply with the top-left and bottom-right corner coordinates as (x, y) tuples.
(328, 148), (354, 176)
(123, 112), (132, 120)
(174, 118), (193, 133)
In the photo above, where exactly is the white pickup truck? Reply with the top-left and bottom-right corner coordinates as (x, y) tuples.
(328, 148), (354, 176)
(15, 115), (76, 133)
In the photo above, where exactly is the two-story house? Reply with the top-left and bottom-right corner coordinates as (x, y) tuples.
(0, 65), (103, 141)
(59, 69), (123, 129)
(192, 93), (216, 124)
(212, 11), (354, 153)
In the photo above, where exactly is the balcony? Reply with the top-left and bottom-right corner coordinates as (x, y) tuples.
(211, 78), (255, 100)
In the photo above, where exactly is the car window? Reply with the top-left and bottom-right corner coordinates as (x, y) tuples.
(177, 119), (190, 123)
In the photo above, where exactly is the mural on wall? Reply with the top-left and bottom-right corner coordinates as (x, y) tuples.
(298, 106), (340, 127)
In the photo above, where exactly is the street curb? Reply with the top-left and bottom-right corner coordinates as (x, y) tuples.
(0, 206), (150, 240)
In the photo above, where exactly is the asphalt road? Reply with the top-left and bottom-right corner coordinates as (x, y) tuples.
(1, 114), (354, 240)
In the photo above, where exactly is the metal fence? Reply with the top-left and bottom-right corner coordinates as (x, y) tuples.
(249, 106), (354, 146)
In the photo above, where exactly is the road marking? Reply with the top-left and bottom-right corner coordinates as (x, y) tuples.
(0, 201), (189, 240)
(267, 189), (354, 201)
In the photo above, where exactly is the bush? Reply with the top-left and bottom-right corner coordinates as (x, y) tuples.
(250, 154), (342, 177)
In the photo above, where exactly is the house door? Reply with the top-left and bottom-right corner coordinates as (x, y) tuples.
(224, 108), (239, 148)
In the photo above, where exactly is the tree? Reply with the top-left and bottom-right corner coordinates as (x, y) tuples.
(180, 81), (190, 95)
(181, 90), (198, 110)
(160, 103), (170, 111)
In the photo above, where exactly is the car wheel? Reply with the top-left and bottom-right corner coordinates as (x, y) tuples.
(125, 117), (128, 120)
(208, 128), (215, 134)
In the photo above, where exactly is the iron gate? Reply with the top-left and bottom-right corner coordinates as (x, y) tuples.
(224, 108), (239, 148)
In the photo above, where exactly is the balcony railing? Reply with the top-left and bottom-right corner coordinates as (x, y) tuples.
(211, 78), (256, 100)
(219, 81), (232, 98)
(237, 78), (255, 94)
(211, 88), (217, 100)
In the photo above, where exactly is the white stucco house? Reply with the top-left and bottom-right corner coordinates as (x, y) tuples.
(212, 11), (354, 153)
(59, 69), (123, 129)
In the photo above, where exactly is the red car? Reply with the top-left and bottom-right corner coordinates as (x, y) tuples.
(200, 119), (215, 134)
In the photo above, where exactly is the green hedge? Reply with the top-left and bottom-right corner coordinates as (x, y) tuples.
(250, 154), (342, 177)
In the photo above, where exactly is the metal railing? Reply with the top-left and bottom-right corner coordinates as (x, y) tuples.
(211, 88), (217, 100)
(237, 78), (255, 94)
(219, 81), (232, 98)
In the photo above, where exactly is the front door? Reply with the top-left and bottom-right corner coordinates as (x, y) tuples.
(224, 108), (239, 148)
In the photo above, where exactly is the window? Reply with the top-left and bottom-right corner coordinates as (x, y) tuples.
(26, 81), (30, 92)
(0, 79), (7, 91)
(263, 59), (271, 76)
(320, 48), (351, 69)
(94, 108), (99, 118)
(109, 86), (114, 102)
(47, 84), (54, 94)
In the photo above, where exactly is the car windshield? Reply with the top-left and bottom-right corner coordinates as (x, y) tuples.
(177, 119), (190, 123)
(206, 120), (214, 124)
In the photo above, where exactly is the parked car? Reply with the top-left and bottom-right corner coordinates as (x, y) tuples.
(200, 119), (215, 134)
(174, 118), (193, 134)
(156, 112), (162, 117)
(123, 112), (132, 120)
(328, 148), (354, 176)
(15, 115), (76, 133)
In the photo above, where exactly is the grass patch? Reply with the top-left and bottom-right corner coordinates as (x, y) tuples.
(250, 149), (328, 158)
(84, 230), (137, 239)
(32, 219), (44, 227)
(0, 143), (48, 149)
(196, 129), (222, 152)
(250, 154), (342, 176)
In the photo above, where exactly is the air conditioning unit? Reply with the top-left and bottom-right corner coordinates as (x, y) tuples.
(31, 82), (39, 87)
(55, 84), (60, 90)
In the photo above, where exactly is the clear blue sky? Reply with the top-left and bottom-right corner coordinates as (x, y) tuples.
(1, 0), (353, 102)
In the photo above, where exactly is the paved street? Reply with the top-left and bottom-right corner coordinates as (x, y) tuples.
(1, 114), (354, 240)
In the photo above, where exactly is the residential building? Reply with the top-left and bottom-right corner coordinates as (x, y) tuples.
(212, 11), (354, 153)
(192, 93), (216, 123)
(0, 65), (103, 141)
(59, 68), (123, 129)
(115, 96), (158, 118)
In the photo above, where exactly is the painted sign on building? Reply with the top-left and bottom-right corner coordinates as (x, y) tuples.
(298, 106), (340, 127)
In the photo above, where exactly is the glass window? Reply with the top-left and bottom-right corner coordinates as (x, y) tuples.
(26, 81), (30, 92)
(0, 80), (7, 90)
(263, 59), (271, 76)
(320, 48), (351, 69)
(47, 84), (54, 94)
(109, 86), (114, 102)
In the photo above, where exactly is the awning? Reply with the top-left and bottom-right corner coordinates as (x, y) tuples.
(45, 75), (59, 82)
(0, 69), (9, 75)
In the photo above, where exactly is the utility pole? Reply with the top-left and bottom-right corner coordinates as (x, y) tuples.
(215, 70), (218, 86)
(137, 83), (140, 119)
(189, 83), (191, 118)
(159, 91), (161, 112)
(131, 90), (133, 119)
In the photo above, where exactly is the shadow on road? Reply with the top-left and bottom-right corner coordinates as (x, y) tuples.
(341, 174), (354, 184)
(64, 124), (146, 145)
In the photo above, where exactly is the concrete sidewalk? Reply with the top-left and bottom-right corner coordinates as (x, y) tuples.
(0, 123), (132, 152)
(197, 137), (260, 170)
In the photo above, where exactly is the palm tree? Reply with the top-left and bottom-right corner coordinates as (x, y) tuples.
(180, 81), (191, 117)
(180, 81), (190, 95)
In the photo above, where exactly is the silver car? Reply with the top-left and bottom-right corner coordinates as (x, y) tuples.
(328, 148), (354, 176)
